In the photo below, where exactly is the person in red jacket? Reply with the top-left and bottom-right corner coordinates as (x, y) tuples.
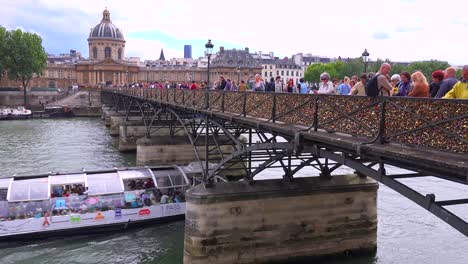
(190, 81), (197, 90)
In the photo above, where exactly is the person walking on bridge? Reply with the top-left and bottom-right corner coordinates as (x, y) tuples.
(376, 63), (394, 96)
(314, 72), (335, 94)
(443, 65), (468, 99)
(436, 67), (459, 98)
(252, 74), (265, 92)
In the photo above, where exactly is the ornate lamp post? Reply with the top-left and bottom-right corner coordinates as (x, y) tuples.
(204, 39), (214, 184)
(237, 65), (241, 84)
(205, 39), (214, 109)
(362, 49), (370, 73)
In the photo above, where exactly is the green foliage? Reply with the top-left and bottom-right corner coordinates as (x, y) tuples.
(456, 69), (462, 79)
(0, 26), (6, 81)
(2, 28), (47, 106)
(304, 57), (452, 83)
(405, 60), (450, 79)
(340, 58), (364, 78)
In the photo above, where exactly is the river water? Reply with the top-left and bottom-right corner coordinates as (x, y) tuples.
(0, 118), (466, 264)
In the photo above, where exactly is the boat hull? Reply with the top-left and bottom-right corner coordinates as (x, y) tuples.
(0, 214), (184, 243)
(0, 203), (186, 243)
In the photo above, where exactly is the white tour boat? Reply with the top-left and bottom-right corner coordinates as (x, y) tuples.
(0, 166), (189, 241)
(0, 106), (32, 120)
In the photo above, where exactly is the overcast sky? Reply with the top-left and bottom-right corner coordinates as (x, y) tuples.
(1, 0), (467, 65)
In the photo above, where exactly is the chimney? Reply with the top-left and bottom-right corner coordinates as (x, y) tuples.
(245, 47), (249, 53)
(220, 46), (225, 54)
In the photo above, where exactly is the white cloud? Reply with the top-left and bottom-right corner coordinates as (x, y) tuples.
(0, 0), (467, 65)
(125, 38), (182, 60)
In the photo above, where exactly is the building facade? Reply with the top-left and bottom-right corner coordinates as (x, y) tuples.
(254, 52), (303, 85)
(209, 47), (263, 86)
(0, 9), (223, 89)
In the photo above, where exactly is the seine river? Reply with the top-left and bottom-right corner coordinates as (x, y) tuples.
(0, 118), (467, 264)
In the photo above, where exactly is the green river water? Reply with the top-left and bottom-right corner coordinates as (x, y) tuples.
(0, 118), (466, 264)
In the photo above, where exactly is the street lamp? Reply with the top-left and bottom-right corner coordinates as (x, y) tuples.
(237, 65), (241, 85)
(362, 49), (370, 73)
(205, 39), (214, 109)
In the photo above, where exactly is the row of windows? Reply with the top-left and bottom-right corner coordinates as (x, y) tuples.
(93, 43), (125, 47)
(92, 47), (123, 60)
(263, 71), (302, 77)
(48, 70), (74, 79)
(263, 64), (300, 70)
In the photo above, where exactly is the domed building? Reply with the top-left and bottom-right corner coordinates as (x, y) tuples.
(1, 7), (260, 93)
(73, 8), (139, 86)
(88, 9), (126, 61)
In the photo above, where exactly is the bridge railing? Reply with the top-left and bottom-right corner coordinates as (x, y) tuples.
(106, 88), (467, 154)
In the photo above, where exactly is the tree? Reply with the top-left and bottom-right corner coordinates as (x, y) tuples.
(456, 69), (462, 80)
(0, 26), (6, 82)
(3, 28), (47, 106)
(340, 58), (363, 78)
(304, 63), (327, 83)
(406, 60), (450, 79)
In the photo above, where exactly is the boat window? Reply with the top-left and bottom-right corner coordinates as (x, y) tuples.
(118, 169), (155, 191)
(0, 190), (7, 201)
(8, 178), (49, 201)
(152, 168), (189, 189)
(154, 174), (172, 188)
(169, 173), (188, 187)
(86, 173), (123, 195)
(49, 174), (86, 197)
(0, 178), (12, 201)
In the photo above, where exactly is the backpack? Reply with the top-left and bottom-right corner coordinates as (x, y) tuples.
(365, 74), (381, 97)
(266, 81), (274, 92)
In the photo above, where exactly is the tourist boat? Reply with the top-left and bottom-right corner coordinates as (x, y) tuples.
(32, 106), (74, 118)
(0, 106), (32, 120)
(0, 166), (190, 241)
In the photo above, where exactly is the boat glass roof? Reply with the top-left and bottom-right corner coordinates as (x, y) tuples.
(153, 169), (188, 189)
(0, 178), (12, 188)
(86, 173), (123, 195)
(49, 174), (85, 185)
(118, 169), (152, 180)
(9, 178), (49, 201)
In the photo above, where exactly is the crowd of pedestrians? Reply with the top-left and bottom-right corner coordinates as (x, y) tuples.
(208, 63), (467, 99)
(120, 64), (467, 100)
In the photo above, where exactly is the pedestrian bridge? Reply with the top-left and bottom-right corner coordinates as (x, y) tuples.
(102, 88), (468, 237)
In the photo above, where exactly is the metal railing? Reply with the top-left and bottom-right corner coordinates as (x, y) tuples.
(105, 88), (468, 154)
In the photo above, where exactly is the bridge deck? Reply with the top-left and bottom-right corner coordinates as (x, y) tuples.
(102, 89), (468, 236)
(197, 107), (468, 183)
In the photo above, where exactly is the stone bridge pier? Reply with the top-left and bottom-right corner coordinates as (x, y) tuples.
(118, 121), (147, 152)
(136, 135), (235, 167)
(184, 175), (378, 264)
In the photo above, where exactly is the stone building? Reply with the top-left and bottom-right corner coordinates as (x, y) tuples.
(254, 52), (303, 85)
(209, 47), (262, 86)
(0, 8), (212, 89)
(292, 53), (332, 73)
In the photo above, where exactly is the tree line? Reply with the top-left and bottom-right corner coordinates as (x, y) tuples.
(0, 26), (48, 106)
(304, 57), (460, 83)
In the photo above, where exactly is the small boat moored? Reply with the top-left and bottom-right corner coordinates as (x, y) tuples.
(0, 166), (190, 241)
(0, 106), (32, 120)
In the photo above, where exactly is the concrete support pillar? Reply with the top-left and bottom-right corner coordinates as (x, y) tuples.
(104, 110), (125, 127)
(136, 136), (233, 166)
(109, 115), (142, 136)
(118, 121), (146, 152)
(101, 105), (112, 120)
(184, 175), (378, 264)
